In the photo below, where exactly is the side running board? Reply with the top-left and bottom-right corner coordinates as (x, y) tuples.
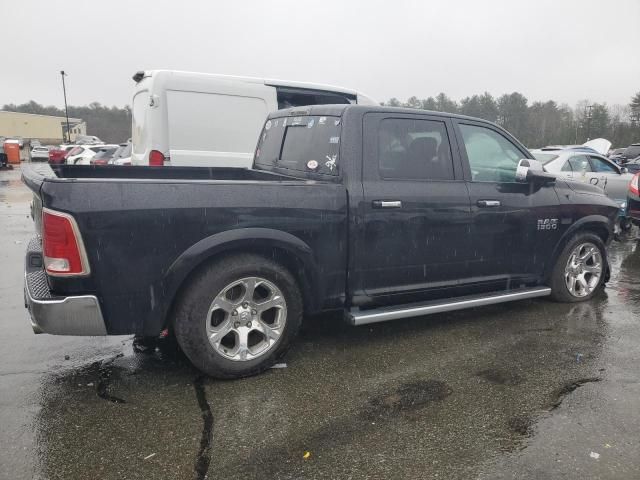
(348, 287), (551, 326)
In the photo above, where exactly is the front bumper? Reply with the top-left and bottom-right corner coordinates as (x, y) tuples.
(24, 237), (107, 336)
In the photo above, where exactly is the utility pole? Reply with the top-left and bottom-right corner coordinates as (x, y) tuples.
(60, 71), (71, 144)
(585, 105), (593, 141)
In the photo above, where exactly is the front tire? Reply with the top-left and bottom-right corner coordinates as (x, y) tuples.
(173, 254), (302, 379)
(549, 233), (606, 302)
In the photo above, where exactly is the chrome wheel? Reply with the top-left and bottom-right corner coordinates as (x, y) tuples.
(564, 242), (602, 298)
(206, 277), (287, 361)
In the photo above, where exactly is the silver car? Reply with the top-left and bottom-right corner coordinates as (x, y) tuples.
(534, 150), (634, 206)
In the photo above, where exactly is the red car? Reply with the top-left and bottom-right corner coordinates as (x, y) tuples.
(627, 173), (640, 226)
(48, 146), (75, 165)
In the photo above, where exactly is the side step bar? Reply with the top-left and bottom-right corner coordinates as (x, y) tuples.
(348, 287), (551, 326)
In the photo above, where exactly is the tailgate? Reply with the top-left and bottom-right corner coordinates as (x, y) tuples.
(21, 164), (52, 235)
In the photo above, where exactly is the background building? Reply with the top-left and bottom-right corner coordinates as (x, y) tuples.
(0, 111), (86, 144)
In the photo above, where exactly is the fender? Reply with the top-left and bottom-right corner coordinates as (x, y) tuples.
(544, 214), (613, 281)
(146, 228), (320, 334)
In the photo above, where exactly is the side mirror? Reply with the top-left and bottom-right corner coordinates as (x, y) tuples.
(621, 167), (628, 174)
(515, 158), (556, 184)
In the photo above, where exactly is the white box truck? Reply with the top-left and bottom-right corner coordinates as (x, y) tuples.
(130, 70), (377, 167)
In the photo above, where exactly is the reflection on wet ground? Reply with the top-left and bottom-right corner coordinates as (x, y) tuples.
(1, 166), (639, 479)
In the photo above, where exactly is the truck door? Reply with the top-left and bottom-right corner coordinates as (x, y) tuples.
(588, 154), (631, 203)
(355, 113), (472, 303)
(453, 121), (563, 285)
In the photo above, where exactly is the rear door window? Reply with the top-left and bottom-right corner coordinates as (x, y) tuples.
(566, 155), (592, 172)
(255, 115), (340, 175)
(378, 118), (454, 180)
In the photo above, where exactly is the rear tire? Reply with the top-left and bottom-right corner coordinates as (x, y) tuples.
(173, 254), (302, 379)
(549, 233), (606, 302)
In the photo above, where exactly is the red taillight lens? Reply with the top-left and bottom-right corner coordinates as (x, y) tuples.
(42, 209), (89, 276)
(630, 173), (639, 196)
(149, 150), (165, 166)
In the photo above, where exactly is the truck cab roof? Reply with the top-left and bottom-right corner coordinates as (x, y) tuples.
(267, 104), (502, 128)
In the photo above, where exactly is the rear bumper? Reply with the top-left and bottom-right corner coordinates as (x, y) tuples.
(24, 238), (107, 336)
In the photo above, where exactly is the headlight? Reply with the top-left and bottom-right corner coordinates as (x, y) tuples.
(620, 201), (627, 209)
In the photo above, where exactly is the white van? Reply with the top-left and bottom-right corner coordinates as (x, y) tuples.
(130, 70), (377, 167)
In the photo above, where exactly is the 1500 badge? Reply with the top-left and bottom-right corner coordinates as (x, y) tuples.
(537, 218), (559, 230)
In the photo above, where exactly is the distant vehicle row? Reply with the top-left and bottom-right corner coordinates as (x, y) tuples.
(46, 140), (131, 166)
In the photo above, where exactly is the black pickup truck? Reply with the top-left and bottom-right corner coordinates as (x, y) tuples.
(23, 105), (619, 378)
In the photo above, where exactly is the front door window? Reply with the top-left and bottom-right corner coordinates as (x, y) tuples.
(459, 124), (523, 183)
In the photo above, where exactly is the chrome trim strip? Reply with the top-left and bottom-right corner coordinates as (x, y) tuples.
(379, 201), (402, 208)
(348, 287), (552, 326)
(24, 274), (107, 335)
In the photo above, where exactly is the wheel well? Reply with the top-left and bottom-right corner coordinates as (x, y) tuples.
(163, 246), (312, 331)
(581, 224), (610, 244)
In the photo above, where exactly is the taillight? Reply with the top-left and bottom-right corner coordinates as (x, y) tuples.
(42, 209), (90, 276)
(630, 173), (639, 196)
(149, 150), (165, 166)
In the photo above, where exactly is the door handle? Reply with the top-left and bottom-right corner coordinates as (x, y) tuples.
(372, 200), (402, 209)
(477, 200), (501, 207)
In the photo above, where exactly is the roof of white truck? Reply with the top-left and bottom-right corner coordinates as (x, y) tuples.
(134, 70), (376, 103)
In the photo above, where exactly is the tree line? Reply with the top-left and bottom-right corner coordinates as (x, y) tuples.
(2, 101), (131, 144)
(4, 91), (640, 148)
(383, 91), (640, 148)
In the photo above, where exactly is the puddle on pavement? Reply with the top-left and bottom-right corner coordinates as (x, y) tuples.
(30, 234), (640, 479)
(0, 172), (33, 204)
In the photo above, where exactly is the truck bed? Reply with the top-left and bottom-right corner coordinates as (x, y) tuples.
(22, 163), (348, 336)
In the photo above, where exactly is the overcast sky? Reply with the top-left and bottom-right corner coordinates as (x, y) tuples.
(1, 0), (638, 109)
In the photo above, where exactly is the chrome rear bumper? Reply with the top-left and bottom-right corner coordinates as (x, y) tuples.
(24, 238), (107, 336)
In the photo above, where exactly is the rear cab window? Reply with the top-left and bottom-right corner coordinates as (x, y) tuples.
(254, 115), (341, 176)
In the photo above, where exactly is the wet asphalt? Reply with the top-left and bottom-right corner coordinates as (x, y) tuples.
(1, 165), (639, 480)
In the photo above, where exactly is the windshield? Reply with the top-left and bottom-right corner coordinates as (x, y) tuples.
(255, 115), (341, 176)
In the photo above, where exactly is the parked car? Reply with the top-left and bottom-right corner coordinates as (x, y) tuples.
(23, 105), (619, 378)
(542, 150), (634, 219)
(610, 143), (640, 164)
(30, 146), (50, 161)
(90, 146), (119, 165)
(48, 145), (75, 165)
(66, 145), (115, 165)
(108, 141), (132, 166)
(131, 70), (377, 167)
(623, 144), (640, 161)
(608, 147), (627, 159)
